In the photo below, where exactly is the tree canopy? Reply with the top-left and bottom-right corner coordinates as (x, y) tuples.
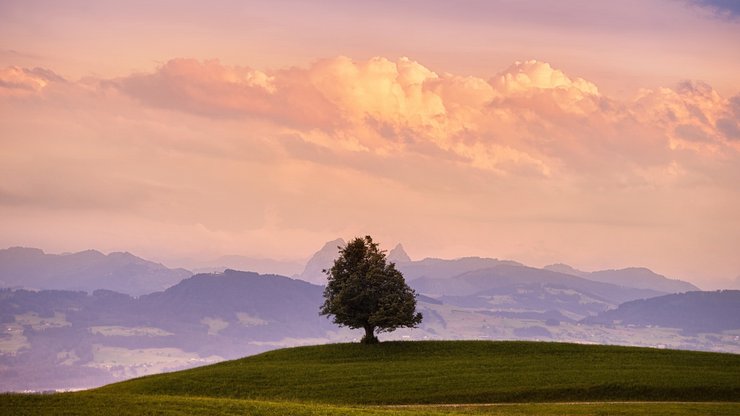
(320, 236), (422, 344)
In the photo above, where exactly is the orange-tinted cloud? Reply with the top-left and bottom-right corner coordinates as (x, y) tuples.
(5, 56), (738, 193)
(119, 58), (339, 129)
(0, 66), (64, 96)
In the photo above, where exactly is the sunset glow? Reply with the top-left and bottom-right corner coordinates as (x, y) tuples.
(1, 0), (739, 289)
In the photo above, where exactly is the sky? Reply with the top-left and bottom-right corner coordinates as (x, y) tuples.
(1, 0), (739, 289)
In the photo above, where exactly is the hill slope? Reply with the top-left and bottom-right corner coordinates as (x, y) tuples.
(98, 341), (740, 404)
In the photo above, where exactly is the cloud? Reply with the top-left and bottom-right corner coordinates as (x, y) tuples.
(730, 95), (740, 115)
(492, 60), (599, 96)
(119, 58), (339, 129)
(3, 57), (738, 195)
(109, 57), (740, 182)
(690, 0), (740, 20)
(0, 66), (64, 96)
(716, 118), (740, 140)
(631, 80), (736, 152)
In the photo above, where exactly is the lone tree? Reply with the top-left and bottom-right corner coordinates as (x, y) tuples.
(320, 236), (422, 344)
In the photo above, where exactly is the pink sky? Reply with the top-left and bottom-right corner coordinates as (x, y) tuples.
(1, 0), (739, 289)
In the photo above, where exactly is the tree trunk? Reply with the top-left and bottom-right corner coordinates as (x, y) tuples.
(361, 325), (378, 344)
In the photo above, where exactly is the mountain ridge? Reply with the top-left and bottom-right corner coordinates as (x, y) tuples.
(0, 247), (191, 296)
(583, 290), (740, 332)
(544, 263), (699, 293)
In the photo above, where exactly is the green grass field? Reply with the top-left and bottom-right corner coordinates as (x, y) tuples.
(3, 341), (739, 415)
(4, 393), (740, 416)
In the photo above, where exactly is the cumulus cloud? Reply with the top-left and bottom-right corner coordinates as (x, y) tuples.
(631, 80), (738, 154)
(492, 60), (599, 96)
(109, 56), (740, 180)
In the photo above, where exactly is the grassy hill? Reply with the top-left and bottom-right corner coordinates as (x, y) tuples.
(3, 340), (740, 415)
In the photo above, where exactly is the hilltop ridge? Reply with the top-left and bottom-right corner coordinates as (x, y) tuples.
(97, 341), (740, 404)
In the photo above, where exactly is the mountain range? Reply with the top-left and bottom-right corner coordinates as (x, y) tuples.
(0, 241), (701, 297)
(544, 263), (699, 293)
(0, 247), (191, 296)
(179, 255), (304, 277)
(0, 240), (731, 392)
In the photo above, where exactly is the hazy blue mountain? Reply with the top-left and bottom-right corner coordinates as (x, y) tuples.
(588, 268), (699, 292)
(299, 238), (345, 284)
(583, 290), (740, 333)
(0, 247), (191, 296)
(398, 256), (523, 282)
(544, 264), (699, 293)
(543, 263), (590, 278)
(411, 264), (663, 304)
(138, 270), (330, 341)
(188, 255), (305, 277)
(394, 255), (672, 319)
(437, 283), (613, 319)
(299, 239), (410, 284)
(387, 244), (412, 264)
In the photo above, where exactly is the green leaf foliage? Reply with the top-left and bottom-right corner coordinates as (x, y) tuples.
(320, 236), (422, 343)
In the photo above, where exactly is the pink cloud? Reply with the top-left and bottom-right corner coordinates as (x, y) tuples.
(110, 56), (739, 181)
(0, 66), (64, 96)
(119, 58), (339, 129)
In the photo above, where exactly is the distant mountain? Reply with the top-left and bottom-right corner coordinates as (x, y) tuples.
(0, 247), (191, 296)
(410, 264), (665, 319)
(300, 239), (411, 284)
(543, 263), (590, 278)
(544, 264), (699, 293)
(583, 290), (740, 333)
(398, 256), (523, 282)
(437, 282), (610, 319)
(188, 255), (304, 277)
(298, 238), (345, 284)
(138, 270), (330, 342)
(387, 244), (411, 264)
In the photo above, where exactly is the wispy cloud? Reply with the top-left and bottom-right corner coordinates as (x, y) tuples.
(689, 0), (740, 20)
(0, 66), (64, 94)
